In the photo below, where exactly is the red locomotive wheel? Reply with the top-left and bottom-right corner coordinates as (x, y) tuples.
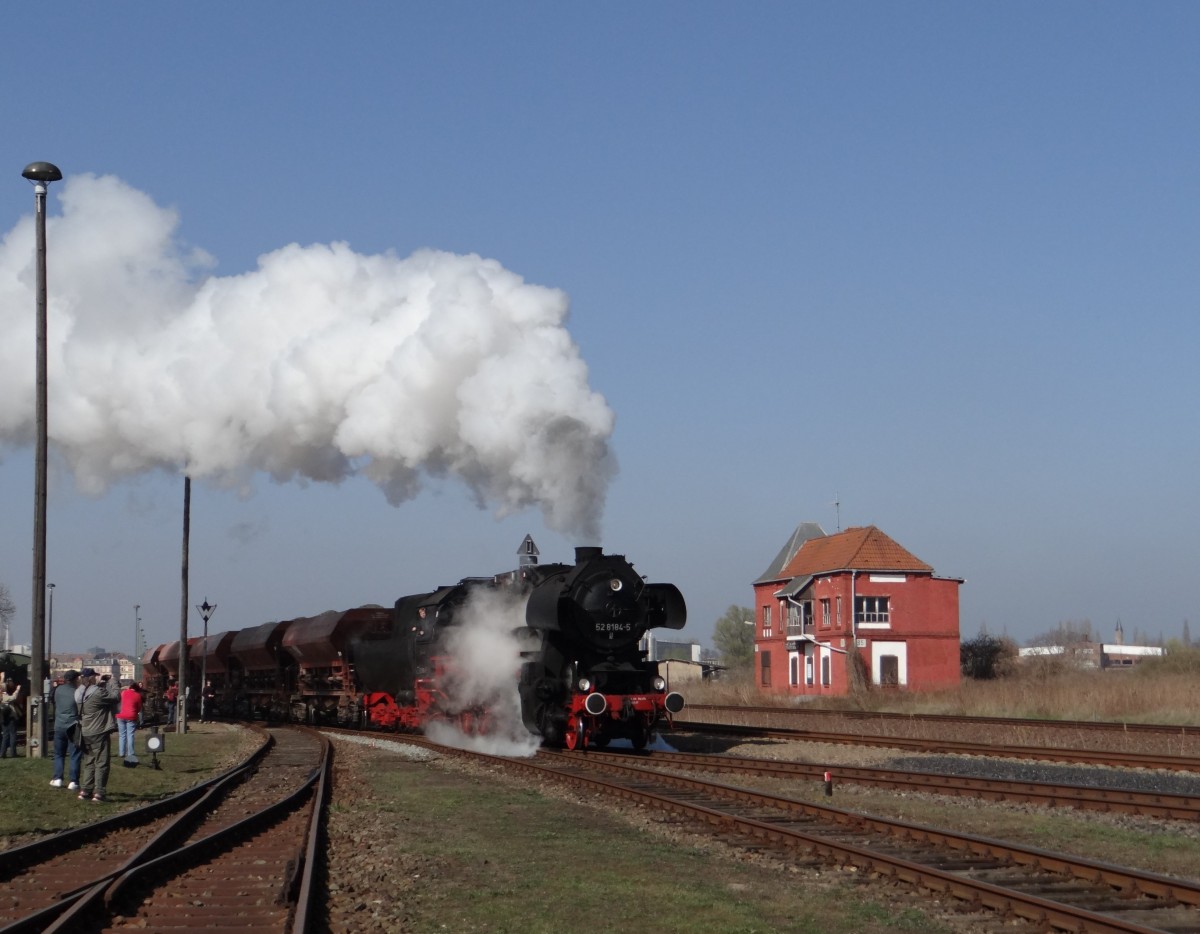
(564, 719), (586, 750)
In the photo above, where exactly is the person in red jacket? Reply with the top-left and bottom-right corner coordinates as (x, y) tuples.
(164, 679), (179, 726)
(117, 682), (144, 765)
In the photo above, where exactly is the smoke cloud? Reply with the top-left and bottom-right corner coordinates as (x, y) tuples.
(0, 174), (615, 539)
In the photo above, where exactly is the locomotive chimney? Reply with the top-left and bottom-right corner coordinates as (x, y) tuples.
(575, 546), (602, 562)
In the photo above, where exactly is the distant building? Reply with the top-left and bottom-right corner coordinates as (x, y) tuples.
(47, 654), (134, 684)
(1018, 643), (1163, 669)
(641, 634), (722, 683)
(752, 523), (962, 696)
(643, 634), (701, 663)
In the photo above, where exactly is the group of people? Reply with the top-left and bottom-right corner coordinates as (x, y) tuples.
(48, 669), (145, 803)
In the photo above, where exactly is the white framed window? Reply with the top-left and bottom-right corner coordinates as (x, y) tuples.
(855, 596), (890, 625)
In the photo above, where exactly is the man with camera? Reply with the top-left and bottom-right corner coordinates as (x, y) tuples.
(75, 668), (120, 802)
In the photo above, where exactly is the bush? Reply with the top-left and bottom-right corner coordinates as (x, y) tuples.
(1135, 645), (1200, 676)
(960, 634), (1018, 680)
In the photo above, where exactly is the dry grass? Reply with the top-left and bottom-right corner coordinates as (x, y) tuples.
(690, 664), (1200, 725)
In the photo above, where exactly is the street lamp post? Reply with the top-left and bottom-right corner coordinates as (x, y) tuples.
(196, 599), (216, 722)
(46, 583), (55, 680)
(133, 605), (141, 682)
(22, 160), (62, 760)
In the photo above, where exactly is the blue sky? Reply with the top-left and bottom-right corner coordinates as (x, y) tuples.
(1, 3), (1197, 659)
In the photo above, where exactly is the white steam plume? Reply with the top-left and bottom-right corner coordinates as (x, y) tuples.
(425, 586), (541, 757)
(0, 174), (615, 539)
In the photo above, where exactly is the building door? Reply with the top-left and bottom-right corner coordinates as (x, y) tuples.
(870, 641), (908, 687)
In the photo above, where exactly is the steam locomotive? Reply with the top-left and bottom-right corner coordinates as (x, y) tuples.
(143, 539), (687, 749)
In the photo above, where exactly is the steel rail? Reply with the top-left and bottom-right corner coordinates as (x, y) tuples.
(672, 721), (1200, 772)
(288, 732), (334, 934)
(686, 704), (1200, 739)
(578, 748), (1200, 821)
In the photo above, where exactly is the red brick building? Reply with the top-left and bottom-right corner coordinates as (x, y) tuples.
(752, 524), (962, 696)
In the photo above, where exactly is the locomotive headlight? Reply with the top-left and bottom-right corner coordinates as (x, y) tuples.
(652, 676), (666, 691)
(577, 678), (592, 692)
(608, 578), (623, 592)
(584, 692), (608, 716)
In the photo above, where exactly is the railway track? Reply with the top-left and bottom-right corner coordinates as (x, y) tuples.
(0, 725), (328, 934)
(672, 721), (1200, 773)
(576, 748), (1200, 822)
(374, 733), (1200, 932)
(687, 704), (1200, 741)
(531, 748), (1200, 932)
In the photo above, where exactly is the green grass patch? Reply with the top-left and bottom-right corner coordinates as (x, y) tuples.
(0, 726), (256, 840)
(348, 758), (954, 933)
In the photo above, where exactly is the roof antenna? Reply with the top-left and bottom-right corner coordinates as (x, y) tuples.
(831, 492), (841, 531)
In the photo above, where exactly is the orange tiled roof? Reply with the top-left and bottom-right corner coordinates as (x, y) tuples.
(780, 526), (932, 577)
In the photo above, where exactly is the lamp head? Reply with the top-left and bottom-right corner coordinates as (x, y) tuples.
(21, 162), (63, 183)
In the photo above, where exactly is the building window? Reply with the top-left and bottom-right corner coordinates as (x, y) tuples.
(856, 596), (890, 624)
(762, 605), (772, 639)
(820, 599), (831, 628)
(836, 596), (842, 628)
(821, 656), (831, 686)
(789, 656), (799, 685)
(760, 651), (772, 687)
(805, 656), (814, 686)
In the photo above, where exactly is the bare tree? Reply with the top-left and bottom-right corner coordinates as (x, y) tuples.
(1028, 619), (1094, 647)
(0, 583), (15, 650)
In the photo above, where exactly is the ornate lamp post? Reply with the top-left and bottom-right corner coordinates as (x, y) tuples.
(22, 160), (62, 759)
(196, 599), (216, 721)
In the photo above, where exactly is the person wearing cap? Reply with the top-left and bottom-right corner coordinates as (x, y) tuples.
(74, 668), (120, 802)
(50, 670), (83, 790)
